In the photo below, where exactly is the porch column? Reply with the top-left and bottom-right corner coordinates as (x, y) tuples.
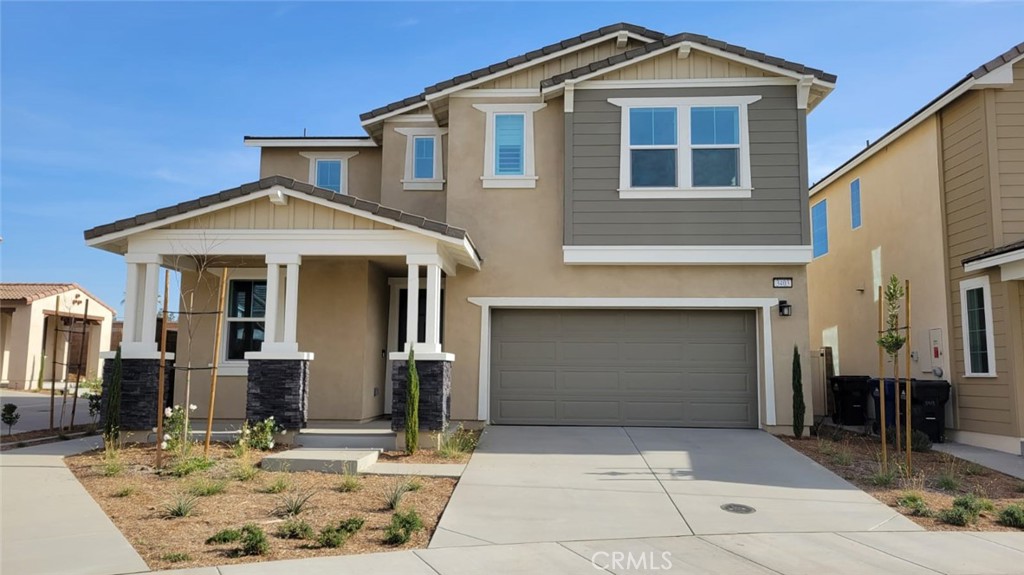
(140, 262), (159, 348)
(121, 262), (140, 345)
(121, 253), (161, 358)
(405, 262), (420, 352)
(424, 262), (442, 353)
(283, 260), (300, 347)
(259, 254), (301, 355)
(263, 263), (280, 345)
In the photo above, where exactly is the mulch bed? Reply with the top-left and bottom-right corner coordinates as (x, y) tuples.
(65, 443), (457, 571)
(784, 430), (1024, 531)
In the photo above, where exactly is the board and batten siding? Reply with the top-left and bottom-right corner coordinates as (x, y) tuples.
(994, 60), (1024, 244)
(565, 86), (808, 246)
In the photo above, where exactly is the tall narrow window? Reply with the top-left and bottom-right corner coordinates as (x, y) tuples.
(812, 200), (829, 258)
(315, 159), (342, 193)
(960, 276), (995, 376)
(226, 280), (266, 360)
(690, 106), (739, 187)
(494, 114), (525, 176)
(413, 137), (435, 180)
(851, 178), (862, 229)
(629, 107), (677, 187)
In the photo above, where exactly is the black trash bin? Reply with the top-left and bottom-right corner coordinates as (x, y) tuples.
(830, 375), (872, 425)
(869, 378), (898, 432)
(909, 380), (951, 443)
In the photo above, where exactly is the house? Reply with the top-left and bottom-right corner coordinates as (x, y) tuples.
(0, 283), (114, 390)
(83, 23), (836, 437)
(807, 42), (1024, 455)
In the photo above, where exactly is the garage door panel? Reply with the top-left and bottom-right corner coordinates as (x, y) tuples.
(497, 341), (557, 362)
(623, 401), (687, 423)
(623, 311), (684, 332)
(495, 369), (557, 391)
(559, 311), (625, 332)
(687, 310), (750, 332)
(559, 341), (619, 361)
(495, 309), (560, 333)
(560, 400), (621, 421)
(688, 401), (754, 427)
(562, 371), (619, 391)
(686, 372), (755, 393)
(621, 342), (685, 362)
(684, 341), (751, 363)
(498, 400), (557, 421)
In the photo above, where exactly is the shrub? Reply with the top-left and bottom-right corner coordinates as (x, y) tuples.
(317, 525), (348, 548)
(439, 425), (478, 459)
(273, 490), (315, 517)
(792, 345), (805, 438)
(103, 348), (122, 440)
(964, 462), (988, 476)
(238, 524), (269, 556)
(953, 493), (994, 516)
(206, 528), (242, 545)
(112, 486), (137, 498)
(162, 493), (199, 518)
(869, 465), (897, 487)
(86, 392), (103, 425)
(167, 456), (214, 478)
(337, 473), (362, 493)
(910, 430), (932, 453)
(999, 504), (1024, 529)
(239, 417), (282, 451)
(935, 472), (961, 492)
(828, 444), (853, 467)
(188, 478), (228, 497)
(261, 477), (290, 494)
(408, 479), (423, 492)
(2, 403), (21, 436)
(233, 463), (259, 482)
(160, 552), (191, 563)
(163, 404), (197, 454)
(405, 349), (420, 454)
(937, 506), (974, 526)
(275, 519), (314, 540)
(337, 517), (365, 534)
(896, 492), (931, 517)
(101, 450), (124, 477)
(383, 509), (423, 545)
(382, 478), (413, 510)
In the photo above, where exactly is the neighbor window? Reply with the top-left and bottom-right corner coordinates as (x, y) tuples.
(610, 95), (760, 199)
(226, 280), (266, 361)
(959, 276), (996, 376)
(301, 151), (358, 195)
(851, 178), (862, 229)
(473, 103), (545, 188)
(811, 200), (829, 258)
(315, 160), (342, 193)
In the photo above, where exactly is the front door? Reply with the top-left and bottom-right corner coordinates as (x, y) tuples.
(384, 285), (444, 414)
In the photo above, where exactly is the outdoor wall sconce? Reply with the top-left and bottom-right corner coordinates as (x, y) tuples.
(778, 300), (792, 317)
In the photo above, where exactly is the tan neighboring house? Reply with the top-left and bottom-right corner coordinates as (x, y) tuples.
(0, 283), (114, 390)
(807, 42), (1024, 454)
(83, 23), (836, 437)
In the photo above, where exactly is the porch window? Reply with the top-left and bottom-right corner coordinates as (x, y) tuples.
(959, 276), (996, 377)
(226, 280), (266, 360)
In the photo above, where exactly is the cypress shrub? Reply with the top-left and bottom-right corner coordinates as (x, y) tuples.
(405, 349), (419, 454)
(792, 345), (805, 438)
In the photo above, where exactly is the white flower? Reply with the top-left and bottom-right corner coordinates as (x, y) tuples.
(268, 416), (274, 421)
(280, 430), (287, 436)
(268, 441), (275, 449)
(160, 441), (168, 450)
(163, 434), (171, 441)
(189, 404), (197, 411)
(164, 407), (173, 417)
(152, 427), (157, 433)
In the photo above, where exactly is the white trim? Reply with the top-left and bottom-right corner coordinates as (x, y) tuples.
(947, 429), (1024, 456)
(562, 245), (813, 265)
(395, 127), (447, 191)
(383, 114), (435, 124)
(221, 268), (268, 366)
(210, 363), (247, 377)
(609, 95), (760, 194)
(959, 275), (997, 378)
(963, 247), (1024, 273)
(300, 151), (358, 195)
(243, 138), (377, 148)
(575, 78), (798, 90)
(1001, 260), (1024, 282)
(467, 297), (780, 425)
(796, 76), (815, 111)
(388, 351), (454, 361)
(244, 351), (315, 361)
(474, 103), (546, 189)
(107, 349), (174, 361)
(450, 89), (541, 98)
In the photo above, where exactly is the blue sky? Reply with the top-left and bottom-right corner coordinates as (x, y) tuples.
(2, 1), (1022, 315)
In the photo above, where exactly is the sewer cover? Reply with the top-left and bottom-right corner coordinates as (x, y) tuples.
(720, 503), (756, 514)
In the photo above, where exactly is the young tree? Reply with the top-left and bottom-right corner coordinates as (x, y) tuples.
(103, 348), (122, 441)
(792, 346), (805, 438)
(405, 349), (419, 455)
(2, 403), (21, 436)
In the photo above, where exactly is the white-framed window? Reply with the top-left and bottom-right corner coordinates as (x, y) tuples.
(225, 279), (266, 361)
(300, 151), (359, 195)
(959, 275), (996, 377)
(609, 95), (761, 199)
(473, 103), (546, 189)
(395, 127), (447, 191)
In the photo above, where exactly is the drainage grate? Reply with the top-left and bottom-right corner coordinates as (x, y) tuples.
(720, 503), (756, 514)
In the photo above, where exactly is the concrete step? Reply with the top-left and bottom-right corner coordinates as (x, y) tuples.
(260, 448), (379, 474)
(296, 428), (397, 450)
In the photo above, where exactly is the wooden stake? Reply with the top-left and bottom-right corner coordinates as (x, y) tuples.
(905, 279), (913, 473)
(204, 268), (229, 457)
(894, 331), (902, 458)
(156, 270), (170, 469)
(878, 285), (887, 471)
(69, 300), (90, 428)
(49, 296), (61, 431)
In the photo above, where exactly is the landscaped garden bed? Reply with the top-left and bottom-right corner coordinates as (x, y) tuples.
(66, 441), (457, 571)
(784, 429), (1024, 531)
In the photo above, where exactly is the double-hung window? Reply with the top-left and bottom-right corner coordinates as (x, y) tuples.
(414, 137), (435, 179)
(473, 103), (545, 188)
(301, 151), (358, 195)
(959, 276), (996, 377)
(811, 200), (829, 258)
(610, 95), (760, 199)
(396, 128), (447, 190)
(226, 280), (266, 361)
(315, 160), (342, 193)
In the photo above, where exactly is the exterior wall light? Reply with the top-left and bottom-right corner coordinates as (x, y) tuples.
(778, 300), (792, 317)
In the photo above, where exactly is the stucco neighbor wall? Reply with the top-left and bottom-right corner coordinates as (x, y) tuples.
(807, 117), (949, 417)
(259, 147), (383, 203)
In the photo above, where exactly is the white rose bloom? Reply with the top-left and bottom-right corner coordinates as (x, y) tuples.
(160, 441), (168, 450)
(268, 441), (275, 449)
(152, 427), (157, 433)
(189, 404), (197, 411)
(164, 407), (173, 417)
(163, 434), (171, 441)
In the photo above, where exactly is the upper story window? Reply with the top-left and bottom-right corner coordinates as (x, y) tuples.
(811, 200), (828, 258)
(300, 151), (359, 195)
(851, 178), (862, 229)
(473, 103), (546, 189)
(959, 275), (996, 377)
(395, 128), (447, 191)
(226, 279), (266, 361)
(609, 95), (761, 199)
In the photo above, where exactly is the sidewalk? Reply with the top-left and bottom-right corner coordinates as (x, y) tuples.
(933, 442), (1024, 480)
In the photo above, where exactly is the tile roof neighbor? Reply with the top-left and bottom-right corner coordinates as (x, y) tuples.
(0, 283), (115, 311)
(970, 41), (1024, 79)
(962, 239), (1024, 265)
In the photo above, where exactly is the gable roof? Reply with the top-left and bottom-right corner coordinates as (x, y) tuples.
(962, 238), (1024, 266)
(0, 283), (115, 312)
(811, 40), (1024, 196)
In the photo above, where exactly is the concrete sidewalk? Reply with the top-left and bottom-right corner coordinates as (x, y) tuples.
(0, 437), (148, 575)
(934, 442), (1024, 480)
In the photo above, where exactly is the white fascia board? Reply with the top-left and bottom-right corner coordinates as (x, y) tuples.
(963, 247), (1024, 272)
(563, 245), (813, 265)
(575, 77), (797, 90)
(243, 138), (377, 148)
(467, 296), (780, 309)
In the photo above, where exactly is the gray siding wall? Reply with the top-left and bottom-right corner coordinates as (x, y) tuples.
(566, 86), (807, 246)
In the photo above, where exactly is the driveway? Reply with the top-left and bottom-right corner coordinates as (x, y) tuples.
(431, 426), (918, 547)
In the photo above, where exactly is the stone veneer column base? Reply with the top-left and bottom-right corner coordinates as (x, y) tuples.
(246, 359), (309, 430)
(390, 360), (452, 432)
(101, 358), (173, 431)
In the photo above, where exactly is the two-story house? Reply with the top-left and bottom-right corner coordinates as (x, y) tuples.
(84, 23), (835, 440)
(807, 42), (1024, 454)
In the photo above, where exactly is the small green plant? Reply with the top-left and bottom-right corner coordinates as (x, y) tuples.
(275, 519), (314, 540)
(405, 349), (420, 454)
(963, 462), (988, 476)
(111, 486), (137, 498)
(239, 416), (282, 451)
(261, 477), (290, 494)
(998, 504), (1024, 529)
(953, 493), (994, 516)
(828, 443), (853, 466)
(408, 479), (423, 492)
(166, 456), (214, 477)
(337, 473), (362, 493)
(160, 552), (191, 563)
(162, 493), (199, 518)
(337, 517), (365, 534)
(238, 524), (270, 556)
(273, 490), (315, 517)
(909, 430), (932, 453)
(383, 478), (414, 510)
(896, 492), (931, 517)
(316, 516), (365, 548)
(439, 425), (478, 459)
(188, 478), (228, 497)
(2, 403), (21, 436)
(792, 345), (805, 438)
(86, 392), (103, 426)
(869, 465), (898, 487)
(937, 505), (974, 526)
(877, 275), (907, 356)
(383, 509), (423, 545)
(817, 437), (838, 457)
(101, 450), (124, 477)
(230, 440), (248, 459)
(233, 462), (259, 482)
(205, 528), (242, 545)
(936, 472), (961, 492)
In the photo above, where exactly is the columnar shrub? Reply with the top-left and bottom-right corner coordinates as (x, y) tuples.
(405, 349), (419, 454)
(792, 346), (805, 438)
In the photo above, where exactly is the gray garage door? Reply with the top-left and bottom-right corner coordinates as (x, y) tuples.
(490, 309), (758, 427)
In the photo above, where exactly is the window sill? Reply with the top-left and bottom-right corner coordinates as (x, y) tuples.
(401, 179), (445, 191)
(618, 187), (752, 199)
(963, 372), (998, 379)
(210, 362), (248, 377)
(482, 176), (538, 189)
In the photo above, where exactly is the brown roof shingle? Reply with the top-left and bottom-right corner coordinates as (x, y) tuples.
(962, 239), (1024, 266)
(0, 283), (115, 312)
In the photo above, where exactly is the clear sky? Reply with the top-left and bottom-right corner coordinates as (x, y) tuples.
(2, 1), (1022, 315)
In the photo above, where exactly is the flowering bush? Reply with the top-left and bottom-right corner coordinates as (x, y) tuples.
(239, 416), (283, 451)
(162, 404), (197, 453)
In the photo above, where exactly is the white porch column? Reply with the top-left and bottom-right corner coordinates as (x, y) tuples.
(254, 254), (307, 358)
(121, 262), (140, 345)
(120, 253), (162, 358)
(424, 262), (442, 353)
(405, 262), (420, 353)
(140, 262), (159, 347)
(284, 261), (300, 346)
(263, 263), (280, 345)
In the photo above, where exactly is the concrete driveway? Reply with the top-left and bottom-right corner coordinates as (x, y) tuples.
(431, 426), (918, 547)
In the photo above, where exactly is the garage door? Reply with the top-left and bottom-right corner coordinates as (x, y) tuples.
(490, 309), (758, 427)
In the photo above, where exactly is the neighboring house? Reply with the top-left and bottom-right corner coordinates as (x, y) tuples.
(83, 23), (835, 436)
(0, 283), (114, 390)
(807, 42), (1024, 455)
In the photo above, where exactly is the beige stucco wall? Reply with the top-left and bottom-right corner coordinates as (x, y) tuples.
(379, 120), (447, 221)
(807, 117), (949, 417)
(259, 147), (383, 203)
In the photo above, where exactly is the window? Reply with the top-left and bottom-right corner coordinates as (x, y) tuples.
(811, 200), (828, 258)
(396, 128), (446, 190)
(851, 178), (862, 229)
(316, 160), (342, 193)
(300, 151), (358, 195)
(473, 103), (546, 188)
(959, 276), (996, 376)
(609, 95), (760, 199)
(226, 280), (266, 361)
(414, 137), (435, 179)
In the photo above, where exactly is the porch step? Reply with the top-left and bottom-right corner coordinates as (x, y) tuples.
(260, 448), (379, 474)
(296, 428), (397, 450)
